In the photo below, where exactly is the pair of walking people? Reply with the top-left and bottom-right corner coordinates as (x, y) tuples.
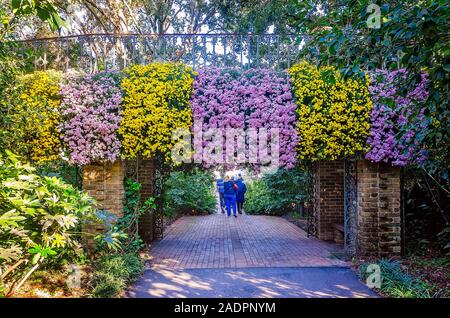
(217, 174), (247, 217)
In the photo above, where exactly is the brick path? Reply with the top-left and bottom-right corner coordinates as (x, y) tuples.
(148, 213), (346, 269)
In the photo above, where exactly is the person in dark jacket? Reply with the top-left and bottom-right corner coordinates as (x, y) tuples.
(216, 176), (225, 213)
(235, 175), (247, 215)
(223, 175), (238, 217)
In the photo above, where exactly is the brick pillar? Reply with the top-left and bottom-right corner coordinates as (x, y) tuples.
(357, 160), (401, 257)
(315, 160), (345, 241)
(137, 158), (155, 242)
(82, 161), (125, 248)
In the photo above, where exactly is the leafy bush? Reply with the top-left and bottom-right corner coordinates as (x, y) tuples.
(91, 253), (144, 298)
(244, 168), (309, 215)
(437, 226), (450, 256)
(359, 259), (431, 298)
(243, 180), (271, 215)
(91, 271), (124, 298)
(0, 151), (97, 296)
(163, 169), (216, 217)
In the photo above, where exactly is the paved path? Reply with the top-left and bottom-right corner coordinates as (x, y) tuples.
(147, 214), (345, 269)
(126, 214), (378, 298)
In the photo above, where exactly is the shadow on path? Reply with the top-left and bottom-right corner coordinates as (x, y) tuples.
(125, 266), (378, 298)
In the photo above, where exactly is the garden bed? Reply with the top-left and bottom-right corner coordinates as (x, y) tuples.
(10, 268), (90, 298)
(9, 253), (145, 298)
(355, 251), (450, 298)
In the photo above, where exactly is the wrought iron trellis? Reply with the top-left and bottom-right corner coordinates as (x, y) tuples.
(306, 162), (318, 238)
(344, 159), (358, 256)
(152, 164), (165, 241)
(14, 33), (308, 72)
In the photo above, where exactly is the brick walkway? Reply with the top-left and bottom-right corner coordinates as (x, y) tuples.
(148, 213), (346, 269)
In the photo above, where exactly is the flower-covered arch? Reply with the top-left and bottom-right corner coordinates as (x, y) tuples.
(190, 67), (298, 169)
(8, 62), (431, 170)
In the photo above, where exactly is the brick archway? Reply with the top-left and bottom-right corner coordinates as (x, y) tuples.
(82, 158), (402, 257)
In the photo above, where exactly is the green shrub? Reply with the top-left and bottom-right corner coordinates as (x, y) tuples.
(0, 150), (97, 296)
(95, 256), (130, 281)
(91, 253), (144, 298)
(120, 254), (145, 280)
(163, 169), (216, 217)
(91, 272), (124, 298)
(96, 179), (156, 254)
(359, 259), (431, 298)
(244, 168), (309, 215)
(244, 180), (271, 215)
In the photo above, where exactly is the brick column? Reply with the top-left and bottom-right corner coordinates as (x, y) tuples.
(137, 158), (155, 242)
(315, 160), (345, 241)
(82, 161), (125, 248)
(357, 160), (401, 257)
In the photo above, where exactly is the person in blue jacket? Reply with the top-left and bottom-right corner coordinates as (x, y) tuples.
(235, 174), (247, 215)
(216, 175), (225, 213)
(223, 175), (238, 217)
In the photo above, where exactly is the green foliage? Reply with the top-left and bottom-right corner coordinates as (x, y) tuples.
(244, 168), (309, 216)
(0, 43), (22, 154)
(223, 0), (299, 34)
(0, 150), (97, 295)
(37, 162), (82, 189)
(95, 179), (156, 254)
(163, 169), (216, 217)
(4, 0), (64, 39)
(262, 168), (310, 212)
(296, 0), (450, 188)
(91, 253), (144, 298)
(402, 167), (450, 254)
(359, 259), (432, 298)
(243, 179), (271, 215)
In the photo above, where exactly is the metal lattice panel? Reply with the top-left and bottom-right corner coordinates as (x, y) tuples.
(124, 159), (138, 181)
(344, 160), (358, 256)
(306, 162), (318, 238)
(14, 33), (308, 73)
(152, 164), (165, 241)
